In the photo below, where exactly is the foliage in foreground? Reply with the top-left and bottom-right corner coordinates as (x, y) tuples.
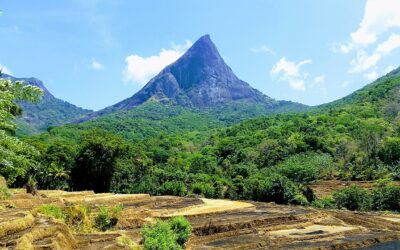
(0, 75), (42, 186)
(141, 216), (192, 250)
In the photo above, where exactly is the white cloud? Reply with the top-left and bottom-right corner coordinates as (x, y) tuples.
(376, 33), (400, 54)
(123, 40), (192, 85)
(251, 45), (276, 55)
(349, 33), (400, 74)
(270, 57), (312, 91)
(0, 64), (12, 75)
(341, 80), (351, 89)
(349, 50), (380, 73)
(364, 71), (378, 81)
(91, 58), (104, 70)
(339, 0), (400, 53)
(336, 0), (400, 76)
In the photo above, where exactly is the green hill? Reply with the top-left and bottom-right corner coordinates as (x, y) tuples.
(3, 74), (92, 135)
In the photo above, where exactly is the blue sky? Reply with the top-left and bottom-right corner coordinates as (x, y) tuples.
(1, 0), (400, 110)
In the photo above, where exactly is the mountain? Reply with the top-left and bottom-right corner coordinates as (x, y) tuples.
(2, 74), (92, 135)
(88, 34), (306, 119)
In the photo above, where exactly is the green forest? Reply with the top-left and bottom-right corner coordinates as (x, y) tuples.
(3, 70), (400, 212)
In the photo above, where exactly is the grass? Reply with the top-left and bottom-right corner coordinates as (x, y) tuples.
(116, 234), (142, 250)
(0, 211), (35, 238)
(37, 204), (65, 221)
(15, 223), (76, 250)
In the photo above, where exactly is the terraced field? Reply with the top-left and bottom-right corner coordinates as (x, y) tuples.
(1, 189), (400, 249)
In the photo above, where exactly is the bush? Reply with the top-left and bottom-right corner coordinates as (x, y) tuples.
(94, 204), (123, 231)
(333, 185), (371, 211)
(191, 182), (215, 198)
(311, 196), (335, 209)
(141, 220), (181, 250)
(243, 173), (306, 204)
(370, 180), (400, 211)
(274, 153), (334, 184)
(0, 187), (11, 200)
(141, 216), (192, 250)
(38, 204), (65, 221)
(169, 216), (192, 246)
(159, 181), (187, 196)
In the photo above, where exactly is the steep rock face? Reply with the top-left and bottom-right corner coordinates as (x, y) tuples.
(94, 34), (296, 117)
(2, 74), (92, 134)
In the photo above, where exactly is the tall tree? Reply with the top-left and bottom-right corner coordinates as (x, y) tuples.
(0, 73), (43, 185)
(72, 129), (130, 193)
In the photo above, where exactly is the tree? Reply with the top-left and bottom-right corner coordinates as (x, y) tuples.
(36, 141), (77, 189)
(359, 118), (387, 164)
(0, 74), (43, 185)
(0, 75), (42, 133)
(243, 173), (307, 205)
(379, 137), (400, 165)
(71, 129), (130, 193)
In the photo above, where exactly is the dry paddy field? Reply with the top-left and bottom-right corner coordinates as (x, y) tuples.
(1, 189), (400, 249)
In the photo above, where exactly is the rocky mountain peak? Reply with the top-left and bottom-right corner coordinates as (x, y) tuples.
(89, 34), (305, 118)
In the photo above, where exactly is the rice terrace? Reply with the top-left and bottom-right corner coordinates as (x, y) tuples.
(3, 184), (400, 249)
(2, 0), (400, 249)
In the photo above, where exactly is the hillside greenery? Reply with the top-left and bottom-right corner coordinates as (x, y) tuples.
(0, 75), (92, 136)
(4, 72), (400, 212)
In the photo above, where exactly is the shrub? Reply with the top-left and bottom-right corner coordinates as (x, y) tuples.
(243, 173), (306, 204)
(0, 187), (11, 200)
(191, 182), (215, 198)
(141, 216), (192, 250)
(159, 181), (187, 196)
(94, 204), (123, 231)
(370, 180), (400, 211)
(333, 185), (371, 211)
(141, 220), (181, 250)
(38, 204), (65, 221)
(169, 216), (192, 246)
(274, 153), (334, 184)
(0, 175), (7, 188)
(311, 196), (335, 209)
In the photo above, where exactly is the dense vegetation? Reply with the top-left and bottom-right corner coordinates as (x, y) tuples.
(3, 70), (400, 213)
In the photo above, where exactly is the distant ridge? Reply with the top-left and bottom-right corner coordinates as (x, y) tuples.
(2, 74), (92, 134)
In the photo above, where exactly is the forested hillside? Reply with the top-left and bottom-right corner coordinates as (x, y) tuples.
(2, 74), (92, 135)
(13, 67), (400, 211)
